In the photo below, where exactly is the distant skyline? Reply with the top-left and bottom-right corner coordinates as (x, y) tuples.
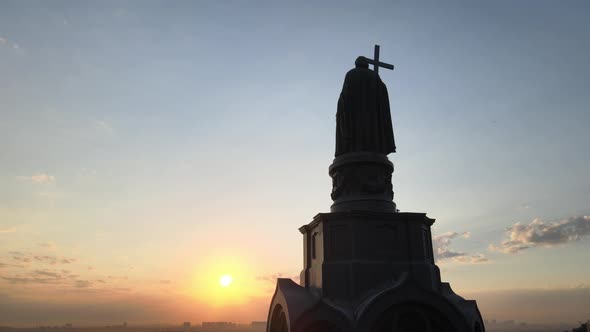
(1, 0), (589, 327)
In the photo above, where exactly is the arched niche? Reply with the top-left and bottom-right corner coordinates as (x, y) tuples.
(269, 304), (288, 332)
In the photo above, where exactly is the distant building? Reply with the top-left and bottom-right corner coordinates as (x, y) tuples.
(250, 322), (266, 329)
(202, 322), (236, 329)
(183, 322), (191, 328)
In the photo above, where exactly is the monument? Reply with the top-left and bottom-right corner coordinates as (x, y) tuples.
(267, 45), (485, 332)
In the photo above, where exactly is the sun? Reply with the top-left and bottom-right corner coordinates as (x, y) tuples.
(219, 274), (233, 287)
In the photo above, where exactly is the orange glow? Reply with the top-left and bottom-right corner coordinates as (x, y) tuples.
(186, 254), (266, 307)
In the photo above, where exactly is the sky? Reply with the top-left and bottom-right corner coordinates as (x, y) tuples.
(1, 0), (589, 327)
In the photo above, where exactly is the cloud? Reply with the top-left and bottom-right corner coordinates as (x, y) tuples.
(94, 120), (114, 135)
(34, 256), (57, 264)
(16, 173), (55, 184)
(38, 242), (57, 250)
(32, 269), (61, 278)
(2, 269), (93, 289)
(60, 258), (76, 264)
(7, 252), (77, 265)
(74, 280), (92, 288)
(454, 253), (488, 263)
(433, 232), (488, 264)
(256, 273), (300, 294)
(0, 36), (23, 53)
(0, 262), (24, 268)
(2, 269), (69, 285)
(107, 275), (128, 281)
(0, 226), (17, 234)
(256, 273), (300, 284)
(10, 252), (32, 263)
(489, 215), (590, 254)
(33, 255), (76, 265)
(2, 276), (61, 285)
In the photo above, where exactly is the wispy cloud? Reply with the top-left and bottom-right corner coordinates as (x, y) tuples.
(107, 275), (128, 281)
(0, 262), (25, 268)
(0, 226), (17, 234)
(0, 35), (24, 53)
(256, 272), (300, 284)
(8, 251), (76, 265)
(34, 255), (76, 265)
(3, 269), (68, 285)
(433, 231), (488, 264)
(94, 120), (114, 135)
(2, 276), (61, 285)
(490, 215), (590, 254)
(2, 269), (90, 289)
(10, 251), (32, 263)
(16, 173), (56, 184)
(38, 242), (57, 250)
(32, 269), (62, 278)
(454, 253), (488, 263)
(74, 280), (92, 288)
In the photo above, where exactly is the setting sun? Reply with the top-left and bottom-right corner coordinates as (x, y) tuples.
(219, 275), (233, 287)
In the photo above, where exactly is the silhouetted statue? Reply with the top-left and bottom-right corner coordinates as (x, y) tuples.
(267, 45), (486, 332)
(335, 53), (396, 157)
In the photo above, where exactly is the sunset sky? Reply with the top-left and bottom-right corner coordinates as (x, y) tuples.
(1, 0), (589, 327)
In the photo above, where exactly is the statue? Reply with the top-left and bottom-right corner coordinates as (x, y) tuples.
(335, 54), (396, 157)
(266, 45), (486, 332)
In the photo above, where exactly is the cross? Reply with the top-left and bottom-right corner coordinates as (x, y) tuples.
(365, 45), (394, 75)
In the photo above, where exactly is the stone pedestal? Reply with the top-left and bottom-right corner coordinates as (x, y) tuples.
(299, 211), (441, 302)
(267, 153), (485, 332)
(329, 153), (396, 213)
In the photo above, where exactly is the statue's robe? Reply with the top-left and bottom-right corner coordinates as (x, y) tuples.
(335, 66), (396, 156)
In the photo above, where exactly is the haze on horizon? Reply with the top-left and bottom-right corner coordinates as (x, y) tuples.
(1, 0), (589, 327)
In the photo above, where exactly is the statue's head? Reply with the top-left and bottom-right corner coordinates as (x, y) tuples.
(355, 56), (369, 69)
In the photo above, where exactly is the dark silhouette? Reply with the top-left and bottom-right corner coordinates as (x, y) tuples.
(572, 321), (589, 332)
(267, 46), (485, 332)
(335, 47), (396, 156)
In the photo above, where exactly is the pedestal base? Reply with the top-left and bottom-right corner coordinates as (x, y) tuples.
(266, 210), (485, 332)
(267, 277), (484, 332)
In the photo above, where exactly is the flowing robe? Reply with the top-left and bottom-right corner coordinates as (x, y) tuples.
(335, 66), (396, 157)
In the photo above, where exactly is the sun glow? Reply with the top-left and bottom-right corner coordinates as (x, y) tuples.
(219, 275), (233, 287)
(187, 254), (268, 307)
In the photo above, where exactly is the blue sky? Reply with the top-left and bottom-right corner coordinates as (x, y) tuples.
(1, 0), (589, 326)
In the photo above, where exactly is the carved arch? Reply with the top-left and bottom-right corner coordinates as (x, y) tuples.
(269, 304), (288, 332)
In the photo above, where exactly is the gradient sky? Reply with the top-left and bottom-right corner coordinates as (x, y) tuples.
(1, 0), (589, 327)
